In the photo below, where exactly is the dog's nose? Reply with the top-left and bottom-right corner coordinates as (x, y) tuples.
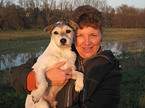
(60, 38), (67, 44)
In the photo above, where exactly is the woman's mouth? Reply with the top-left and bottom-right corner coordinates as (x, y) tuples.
(82, 47), (93, 52)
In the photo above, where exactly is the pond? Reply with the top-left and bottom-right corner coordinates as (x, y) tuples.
(1, 38), (145, 70)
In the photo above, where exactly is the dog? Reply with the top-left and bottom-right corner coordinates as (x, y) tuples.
(25, 21), (84, 108)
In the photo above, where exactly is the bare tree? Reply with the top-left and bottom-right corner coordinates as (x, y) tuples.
(103, 7), (115, 27)
(42, 0), (56, 24)
(115, 4), (142, 28)
(58, 0), (73, 20)
(0, 0), (5, 8)
(18, 0), (24, 8)
(0, 4), (24, 30)
(139, 9), (145, 28)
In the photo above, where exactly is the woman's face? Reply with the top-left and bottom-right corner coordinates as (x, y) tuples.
(75, 27), (102, 59)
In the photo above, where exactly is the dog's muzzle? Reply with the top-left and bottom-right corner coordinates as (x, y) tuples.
(60, 38), (67, 45)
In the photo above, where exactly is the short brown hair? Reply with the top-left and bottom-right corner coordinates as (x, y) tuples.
(70, 5), (105, 33)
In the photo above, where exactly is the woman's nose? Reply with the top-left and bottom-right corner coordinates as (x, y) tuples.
(85, 36), (91, 45)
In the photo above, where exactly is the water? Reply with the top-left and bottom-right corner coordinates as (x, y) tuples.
(1, 38), (145, 70)
(0, 52), (43, 70)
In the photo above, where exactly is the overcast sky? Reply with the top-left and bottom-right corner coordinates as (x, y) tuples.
(107, 0), (145, 9)
(13, 0), (145, 9)
(55, 0), (145, 9)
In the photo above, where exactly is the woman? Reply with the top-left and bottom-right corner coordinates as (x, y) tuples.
(11, 5), (122, 108)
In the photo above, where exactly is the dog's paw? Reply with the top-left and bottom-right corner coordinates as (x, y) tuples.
(32, 95), (40, 103)
(75, 80), (84, 92)
(31, 91), (41, 103)
(52, 101), (58, 108)
(75, 74), (84, 92)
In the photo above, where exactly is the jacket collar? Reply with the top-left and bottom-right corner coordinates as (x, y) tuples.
(71, 43), (102, 63)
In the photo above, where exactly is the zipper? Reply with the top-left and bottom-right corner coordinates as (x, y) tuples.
(66, 80), (75, 107)
(79, 59), (86, 102)
(79, 54), (111, 102)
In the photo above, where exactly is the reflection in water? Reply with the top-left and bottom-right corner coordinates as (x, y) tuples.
(0, 52), (43, 70)
(1, 39), (145, 70)
(102, 42), (123, 54)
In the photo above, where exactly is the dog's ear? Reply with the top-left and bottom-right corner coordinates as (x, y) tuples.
(44, 24), (55, 33)
(68, 20), (80, 30)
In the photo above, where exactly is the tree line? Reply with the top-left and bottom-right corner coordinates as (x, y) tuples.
(0, 0), (145, 30)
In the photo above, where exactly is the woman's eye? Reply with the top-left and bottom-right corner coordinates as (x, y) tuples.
(66, 30), (71, 33)
(54, 31), (58, 34)
(76, 34), (82, 37)
(92, 34), (97, 37)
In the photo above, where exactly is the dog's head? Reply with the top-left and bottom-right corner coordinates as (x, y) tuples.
(44, 20), (80, 47)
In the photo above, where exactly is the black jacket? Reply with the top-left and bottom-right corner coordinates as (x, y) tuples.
(11, 46), (122, 108)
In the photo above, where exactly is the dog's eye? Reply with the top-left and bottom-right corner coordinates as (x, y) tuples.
(66, 30), (71, 33)
(54, 31), (58, 35)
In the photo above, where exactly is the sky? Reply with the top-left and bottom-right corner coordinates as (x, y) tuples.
(56, 0), (145, 9)
(13, 0), (145, 9)
(107, 0), (145, 9)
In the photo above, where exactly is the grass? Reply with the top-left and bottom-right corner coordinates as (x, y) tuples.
(0, 29), (50, 55)
(118, 51), (145, 108)
(103, 28), (145, 43)
(0, 29), (47, 40)
(0, 67), (26, 108)
(119, 68), (145, 108)
(0, 86), (26, 108)
(0, 28), (145, 107)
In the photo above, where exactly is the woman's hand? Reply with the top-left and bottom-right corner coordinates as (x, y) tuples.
(45, 61), (72, 86)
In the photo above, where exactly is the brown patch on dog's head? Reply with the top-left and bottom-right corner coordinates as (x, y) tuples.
(44, 20), (80, 34)
(67, 20), (80, 31)
(44, 24), (55, 33)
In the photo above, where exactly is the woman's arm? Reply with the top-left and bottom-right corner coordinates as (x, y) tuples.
(11, 59), (71, 94)
(11, 58), (37, 93)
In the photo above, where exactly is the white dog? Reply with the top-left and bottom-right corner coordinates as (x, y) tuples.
(25, 21), (84, 108)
